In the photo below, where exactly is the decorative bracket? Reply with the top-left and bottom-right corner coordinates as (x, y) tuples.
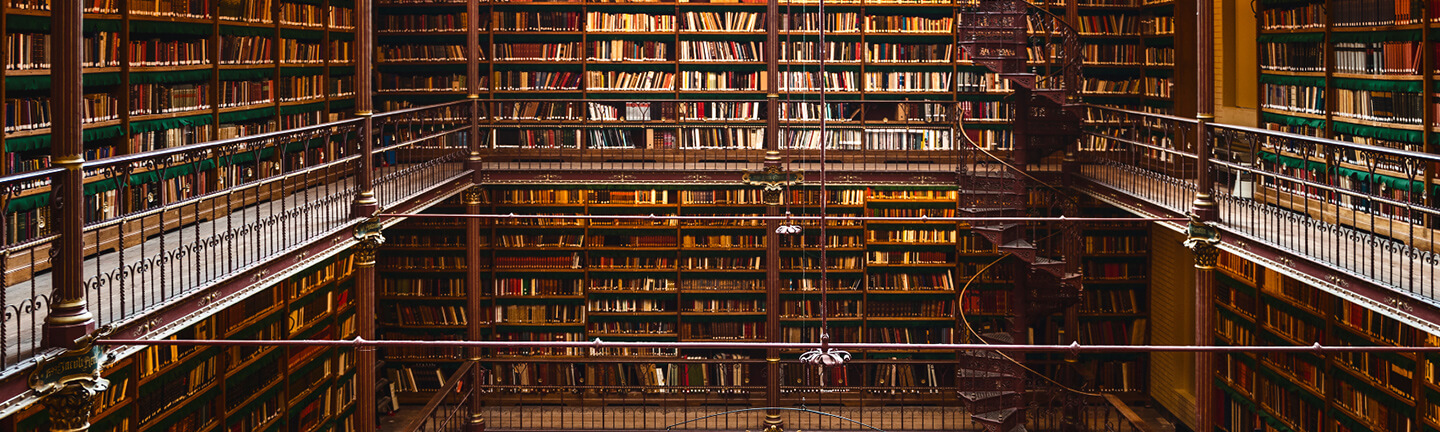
(1182, 212), (1220, 269)
(354, 217), (387, 265)
(31, 325), (114, 432)
(742, 166), (803, 206)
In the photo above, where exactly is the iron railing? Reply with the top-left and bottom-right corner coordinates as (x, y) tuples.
(1080, 104), (1440, 301)
(395, 358), (1153, 432)
(403, 360), (480, 432)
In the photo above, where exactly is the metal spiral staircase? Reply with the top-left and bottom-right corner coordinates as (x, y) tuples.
(952, 1), (1088, 431)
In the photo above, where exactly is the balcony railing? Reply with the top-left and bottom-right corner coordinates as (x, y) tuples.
(402, 358), (1154, 432)
(1081, 104), (1440, 301)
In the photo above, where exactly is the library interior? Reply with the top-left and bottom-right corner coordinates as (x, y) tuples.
(4, 0), (1440, 432)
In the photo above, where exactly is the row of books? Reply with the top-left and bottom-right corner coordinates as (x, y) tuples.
(380, 44), (470, 62)
(130, 83), (209, 116)
(589, 299), (673, 312)
(219, 79), (274, 108)
(1261, 42), (1325, 72)
(1334, 88), (1425, 125)
(1071, 14), (1139, 35)
(495, 304), (585, 323)
(381, 12), (468, 32)
(3, 93), (119, 132)
(1334, 42), (1422, 75)
(1260, 2), (1325, 30)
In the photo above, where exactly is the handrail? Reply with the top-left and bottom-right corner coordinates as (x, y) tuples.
(402, 361), (478, 432)
(1102, 394), (1156, 432)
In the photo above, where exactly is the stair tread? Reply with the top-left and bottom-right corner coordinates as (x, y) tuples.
(971, 408), (1021, 424)
(1001, 239), (1034, 249)
(956, 369), (1011, 379)
(1033, 257), (1063, 265)
(1008, 425), (1028, 432)
(980, 332), (1014, 343)
(972, 223), (1020, 232)
(959, 390), (1022, 402)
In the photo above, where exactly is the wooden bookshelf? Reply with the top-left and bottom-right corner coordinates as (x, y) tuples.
(1214, 250), (1439, 432)
(13, 252), (359, 432)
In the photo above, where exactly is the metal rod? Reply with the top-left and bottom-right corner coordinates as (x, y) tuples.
(377, 214), (1188, 222)
(94, 339), (1440, 353)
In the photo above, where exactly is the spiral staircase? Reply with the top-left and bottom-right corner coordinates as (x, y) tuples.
(953, 1), (1087, 431)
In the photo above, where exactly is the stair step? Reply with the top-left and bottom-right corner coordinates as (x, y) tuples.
(971, 407), (1021, 427)
(960, 391), (1026, 413)
(979, 332), (1014, 344)
(1000, 239), (1034, 250)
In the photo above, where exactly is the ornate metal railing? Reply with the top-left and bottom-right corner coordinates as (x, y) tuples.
(394, 358), (1153, 432)
(403, 361), (480, 432)
(1080, 104), (1440, 300)
(0, 100), (476, 372)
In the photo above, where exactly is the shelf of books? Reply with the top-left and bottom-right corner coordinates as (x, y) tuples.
(1214, 249), (1440, 432)
(10, 252), (356, 432)
(0, 0), (356, 175)
(371, 185), (1155, 400)
(376, 0), (483, 111)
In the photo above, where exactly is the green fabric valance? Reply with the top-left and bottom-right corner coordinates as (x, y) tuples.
(329, 98), (356, 111)
(218, 68), (275, 81)
(281, 67), (326, 77)
(7, 16), (118, 33)
(7, 72), (119, 91)
(1259, 74), (1325, 87)
(1262, 112), (1324, 129)
(1257, 151), (1326, 172)
(280, 102), (326, 116)
(129, 114), (212, 134)
(219, 107), (276, 124)
(280, 28), (324, 40)
(1333, 166), (1432, 192)
(1332, 121), (1423, 144)
(4, 125), (123, 153)
(1331, 29), (1422, 43)
(329, 31), (354, 41)
(127, 20), (210, 35)
(7, 194), (48, 213)
(1333, 77), (1422, 93)
(130, 69), (212, 85)
(217, 147), (277, 166)
(219, 24), (274, 37)
(1257, 32), (1324, 43)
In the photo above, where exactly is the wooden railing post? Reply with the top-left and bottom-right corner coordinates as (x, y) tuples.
(43, 0), (96, 351)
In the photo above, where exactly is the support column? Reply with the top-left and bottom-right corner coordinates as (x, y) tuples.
(43, 0), (95, 349)
(466, 0), (484, 181)
(355, 219), (385, 432)
(464, 187), (486, 432)
(1192, 0), (1218, 430)
(763, 156), (782, 432)
(764, 0), (778, 151)
(352, 0), (377, 218)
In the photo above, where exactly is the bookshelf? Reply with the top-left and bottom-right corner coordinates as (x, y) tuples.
(1214, 250), (1438, 432)
(375, 185), (1155, 399)
(0, 0), (356, 175)
(12, 252), (356, 432)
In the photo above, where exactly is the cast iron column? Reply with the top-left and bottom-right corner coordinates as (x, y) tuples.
(1192, 0), (1218, 429)
(762, 0), (782, 428)
(356, 221), (384, 432)
(352, 0), (377, 217)
(467, 0), (484, 181)
(43, 0), (95, 349)
(465, 187), (487, 432)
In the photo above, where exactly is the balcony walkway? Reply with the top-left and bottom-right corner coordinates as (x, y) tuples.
(0, 161), (466, 373)
(1081, 163), (1437, 307)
